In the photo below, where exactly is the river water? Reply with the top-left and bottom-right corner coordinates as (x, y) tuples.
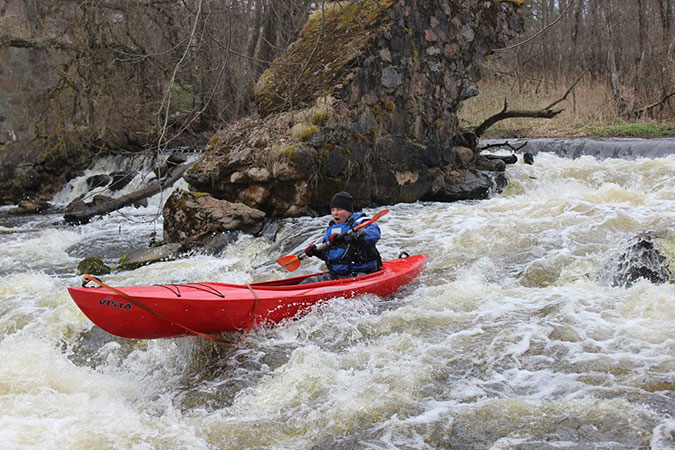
(1, 148), (674, 449)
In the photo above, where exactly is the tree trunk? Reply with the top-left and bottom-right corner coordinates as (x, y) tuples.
(599, 4), (627, 113)
(252, 0), (276, 79)
(665, 0), (674, 58)
(637, 0), (646, 65)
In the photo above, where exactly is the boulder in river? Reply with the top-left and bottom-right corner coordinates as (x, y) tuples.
(425, 169), (507, 202)
(77, 256), (112, 276)
(154, 153), (188, 180)
(163, 189), (266, 246)
(85, 174), (111, 191)
(109, 171), (136, 191)
(7, 199), (51, 215)
(611, 231), (674, 287)
(117, 243), (183, 271)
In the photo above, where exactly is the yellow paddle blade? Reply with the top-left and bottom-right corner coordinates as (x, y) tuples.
(276, 254), (302, 272)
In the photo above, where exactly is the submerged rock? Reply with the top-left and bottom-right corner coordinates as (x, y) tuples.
(117, 243), (182, 271)
(611, 231), (674, 287)
(7, 200), (51, 215)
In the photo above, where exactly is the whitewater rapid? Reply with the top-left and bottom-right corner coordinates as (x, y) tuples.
(1, 151), (674, 449)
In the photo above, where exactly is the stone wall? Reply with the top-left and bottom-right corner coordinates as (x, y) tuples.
(182, 0), (523, 217)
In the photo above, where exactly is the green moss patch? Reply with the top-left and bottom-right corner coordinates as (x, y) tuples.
(77, 257), (111, 276)
(311, 108), (333, 125)
(586, 123), (675, 138)
(291, 123), (319, 140)
(253, 0), (396, 115)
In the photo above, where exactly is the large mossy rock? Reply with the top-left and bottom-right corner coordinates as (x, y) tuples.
(163, 189), (266, 245)
(184, 0), (523, 217)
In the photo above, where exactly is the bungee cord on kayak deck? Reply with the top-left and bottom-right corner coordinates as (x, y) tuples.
(154, 283), (227, 298)
(81, 274), (257, 345)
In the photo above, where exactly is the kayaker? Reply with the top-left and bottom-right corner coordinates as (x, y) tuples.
(301, 191), (382, 283)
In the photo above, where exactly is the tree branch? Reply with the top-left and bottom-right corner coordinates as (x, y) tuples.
(544, 70), (586, 110)
(474, 98), (563, 137)
(495, 0), (577, 52)
(473, 72), (587, 137)
(635, 91), (675, 116)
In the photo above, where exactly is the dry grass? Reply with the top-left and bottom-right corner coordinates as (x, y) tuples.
(459, 75), (675, 138)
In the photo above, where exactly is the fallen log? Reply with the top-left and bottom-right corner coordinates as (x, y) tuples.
(64, 163), (193, 224)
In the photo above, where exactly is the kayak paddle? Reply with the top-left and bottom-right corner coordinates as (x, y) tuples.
(276, 209), (389, 272)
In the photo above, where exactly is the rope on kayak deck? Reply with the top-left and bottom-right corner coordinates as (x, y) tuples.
(82, 274), (258, 346)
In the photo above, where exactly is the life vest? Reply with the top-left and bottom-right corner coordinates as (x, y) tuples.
(321, 212), (382, 275)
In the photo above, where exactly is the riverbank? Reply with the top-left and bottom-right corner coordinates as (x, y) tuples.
(460, 77), (675, 139)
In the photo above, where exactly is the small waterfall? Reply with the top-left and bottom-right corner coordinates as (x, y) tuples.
(483, 137), (675, 160)
(50, 147), (204, 211)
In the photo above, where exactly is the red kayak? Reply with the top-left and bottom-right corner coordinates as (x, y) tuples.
(68, 254), (427, 340)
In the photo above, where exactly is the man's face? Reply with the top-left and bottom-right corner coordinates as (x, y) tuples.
(331, 207), (351, 224)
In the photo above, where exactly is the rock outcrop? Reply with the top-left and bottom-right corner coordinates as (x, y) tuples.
(162, 190), (266, 247)
(177, 0), (524, 219)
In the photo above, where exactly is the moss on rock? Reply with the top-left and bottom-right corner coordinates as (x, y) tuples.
(291, 123), (319, 141)
(77, 257), (112, 275)
(311, 109), (333, 125)
(253, 0), (396, 116)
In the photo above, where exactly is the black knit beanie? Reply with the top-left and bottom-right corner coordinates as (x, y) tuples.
(330, 191), (354, 212)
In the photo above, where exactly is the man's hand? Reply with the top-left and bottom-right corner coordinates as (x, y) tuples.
(329, 230), (362, 245)
(304, 244), (319, 257)
(329, 233), (345, 245)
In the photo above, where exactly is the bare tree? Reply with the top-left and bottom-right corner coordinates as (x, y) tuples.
(4, 0), (316, 158)
(491, 0), (674, 119)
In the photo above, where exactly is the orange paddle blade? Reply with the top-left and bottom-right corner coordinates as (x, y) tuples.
(355, 208), (388, 231)
(276, 254), (302, 272)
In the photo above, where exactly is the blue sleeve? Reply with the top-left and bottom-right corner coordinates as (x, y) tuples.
(359, 222), (380, 243)
(322, 227), (332, 244)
